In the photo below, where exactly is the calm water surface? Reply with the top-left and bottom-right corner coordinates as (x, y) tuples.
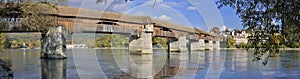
(0, 49), (299, 79)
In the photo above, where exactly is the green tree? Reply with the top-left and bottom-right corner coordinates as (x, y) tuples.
(11, 40), (19, 48)
(226, 35), (236, 48)
(217, 0), (300, 65)
(153, 37), (168, 48)
(95, 34), (128, 48)
(0, 33), (10, 49)
(282, 25), (300, 48)
(236, 42), (248, 48)
(0, 0), (66, 32)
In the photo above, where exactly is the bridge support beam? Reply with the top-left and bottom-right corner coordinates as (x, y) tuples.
(170, 36), (187, 52)
(129, 32), (153, 54)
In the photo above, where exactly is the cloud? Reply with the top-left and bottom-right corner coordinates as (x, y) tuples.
(164, 2), (186, 7)
(143, 0), (186, 8)
(186, 6), (196, 10)
(153, 15), (172, 21)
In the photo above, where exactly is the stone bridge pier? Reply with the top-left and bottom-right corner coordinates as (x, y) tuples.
(205, 40), (213, 50)
(170, 36), (188, 52)
(213, 39), (220, 49)
(169, 36), (208, 52)
(129, 24), (153, 54)
(189, 39), (205, 51)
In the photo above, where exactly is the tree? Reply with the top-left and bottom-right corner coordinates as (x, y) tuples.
(236, 42), (248, 48)
(226, 35), (236, 48)
(95, 34), (128, 48)
(10, 40), (19, 48)
(282, 25), (300, 48)
(0, 0), (66, 32)
(217, 0), (300, 65)
(153, 37), (168, 48)
(0, 33), (10, 49)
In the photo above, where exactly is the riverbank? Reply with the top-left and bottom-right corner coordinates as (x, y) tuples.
(0, 59), (13, 79)
(7, 47), (300, 51)
(220, 48), (300, 50)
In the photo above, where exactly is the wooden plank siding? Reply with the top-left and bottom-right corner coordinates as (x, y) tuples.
(153, 27), (176, 38)
(57, 17), (141, 34)
(0, 5), (215, 39)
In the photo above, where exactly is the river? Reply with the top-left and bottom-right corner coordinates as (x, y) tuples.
(0, 49), (299, 79)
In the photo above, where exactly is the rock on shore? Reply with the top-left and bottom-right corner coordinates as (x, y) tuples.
(0, 59), (13, 79)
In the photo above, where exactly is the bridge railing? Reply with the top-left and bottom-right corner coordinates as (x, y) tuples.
(74, 24), (138, 35)
(187, 34), (196, 40)
(154, 29), (176, 38)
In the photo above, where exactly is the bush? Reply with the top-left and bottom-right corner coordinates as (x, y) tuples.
(236, 42), (248, 48)
(0, 33), (10, 49)
(153, 37), (168, 48)
(226, 36), (236, 48)
(95, 34), (128, 48)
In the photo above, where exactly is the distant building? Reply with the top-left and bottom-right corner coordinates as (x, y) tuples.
(231, 30), (248, 44)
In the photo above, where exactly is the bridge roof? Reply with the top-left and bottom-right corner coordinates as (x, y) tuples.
(54, 6), (200, 33)
(152, 19), (195, 33)
(194, 28), (210, 35)
(50, 6), (153, 24)
(12, 4), (207, 34)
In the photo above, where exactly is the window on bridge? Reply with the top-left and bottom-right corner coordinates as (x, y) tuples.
(97, 22), (116, 25)
(143, 24), (153, 32)
(205, 40), (209, 43)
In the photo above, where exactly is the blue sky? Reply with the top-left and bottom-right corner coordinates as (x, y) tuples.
(66, 0), (243, 31)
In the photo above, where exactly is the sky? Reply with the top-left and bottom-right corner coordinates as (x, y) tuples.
(66, 0), (243, 31)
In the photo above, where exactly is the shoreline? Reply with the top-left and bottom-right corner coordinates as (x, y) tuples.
(220, 48), (300, 50)
(7, 48), (300, 50)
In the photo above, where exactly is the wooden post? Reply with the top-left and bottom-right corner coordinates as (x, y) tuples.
(167, 37), (170, 61)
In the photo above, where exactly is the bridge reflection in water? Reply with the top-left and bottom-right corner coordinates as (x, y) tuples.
(1, 49), (300, 79)
(41, 59), (66, 79)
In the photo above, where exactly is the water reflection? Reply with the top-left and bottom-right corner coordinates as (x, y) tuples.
(0, 49), (300, 79)
(41, 59), (66, 79)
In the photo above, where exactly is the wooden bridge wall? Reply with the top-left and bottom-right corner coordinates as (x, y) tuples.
(57, 17), (141, 34)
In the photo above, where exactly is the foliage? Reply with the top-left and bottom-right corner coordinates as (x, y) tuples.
(0, 33), (10, 49)
(95, 34), (128, 48)
(217, 0), (300, 65)
(0, 0), (66, 32)
(10, 40), (19, 48)
(282, 25), (300, 48)
(226, 35), (236, 48)
(236, 42), (249, 48)
(27, 40), (40, 49)
(153, 37), (168, 48)
(9, 38), (41, 49)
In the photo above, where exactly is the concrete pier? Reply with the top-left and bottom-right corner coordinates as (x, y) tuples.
(199, 39), (206, 50)
(190, 39), (206, 51)
(213, 40), (220, 49)
(205, 40), (213, 50)
(129, 32), (153, 54)
(129, 24), (154, 54)
(170, 36), (187, 52)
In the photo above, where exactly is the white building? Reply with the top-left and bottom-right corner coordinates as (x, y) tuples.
(231, 30), (248, 44)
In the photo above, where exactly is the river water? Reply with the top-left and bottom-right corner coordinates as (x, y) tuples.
(0, 49), (299, 79)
